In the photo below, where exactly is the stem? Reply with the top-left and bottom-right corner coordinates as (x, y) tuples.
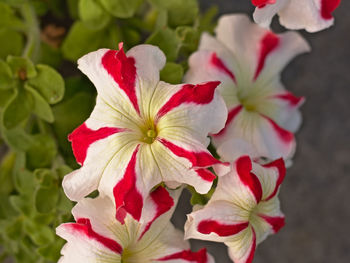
(20, 3), (41, 62)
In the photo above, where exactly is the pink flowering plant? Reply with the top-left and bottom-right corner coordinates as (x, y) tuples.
(0, 0), (341, 263)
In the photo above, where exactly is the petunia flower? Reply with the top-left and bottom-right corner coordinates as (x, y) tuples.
(185, 156), (286, 263)
(57, 186), (214, 263)
(185, 14), (310, 161)
(63, 43), (227, 223)
(252, 0), (341, 32)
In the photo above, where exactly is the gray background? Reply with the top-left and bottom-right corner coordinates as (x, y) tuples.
(172, 1), (350, 262)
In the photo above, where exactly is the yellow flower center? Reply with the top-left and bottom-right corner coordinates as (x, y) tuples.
(140, 120), (158, 144)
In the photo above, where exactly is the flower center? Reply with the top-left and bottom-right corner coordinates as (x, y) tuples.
(140, 120), (158, 144)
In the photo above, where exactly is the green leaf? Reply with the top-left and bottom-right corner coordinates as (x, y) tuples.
(0, 59), (13, 89)
(6, 56), (37, 80)
(62, 21), (105, 61)
(37, 42), (63, 68)
(24, 220), (54, 246)
(26, 134), (57, 169)
(100, 0), (143, 18)
(9, 195), (33, 217)
(199, 6), (218, 33)
(25, 84), (54, 123)
(0, 151), (15, 195)
(0, 88), (15, 108)
(0, 194), (18, 219)
(1, 127), (34, 151)
(2, 87), (33, 129)
(34, 185), (59, 214)
(146, 28), (180, 61)
(79, 0), (110, 30)
(27, 64), (65, 104)
(0, 2), (25, 29)
(0, 28), (24, 59)
(34, 168), (56, 188)
(160, 62), (183, 84)
(57, 188), (73, 214)
(14, 168), (37, 194)
(37, 238), (64, 261)
(176, 26), (199, 53)
(149, 0), (199, 27)
(5, 216), (23, 240)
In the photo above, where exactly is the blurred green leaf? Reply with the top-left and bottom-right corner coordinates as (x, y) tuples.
(160, 62), (183, 84)
(0, 88), (15, 108)
(62, 21), (105, 61)
(0, 2), (25, 29)
(24, 220), (55, 246)
(6, 56), (37, 79)
(5, 216), (23, 240)
(176, 26), (199, 53)
(37, 238), (64, 261)
(0, 194), (18, 219)
(14, 168), (37, 194)
(0, 151), (15, 195)
(34, 185), (59, 214)
(0, 59), (13, 89)
(10, 195), (33, 217)
(1, 127), (34, 151)
(57, 189), (73, 214)
(100, 0), (143, 18)
(199, 6), (218, 33)
(146, 28), (180, 61)
(25, 84), (54, 123)
(149, 0), (199, 27)
(34, 169), (56, 188)
(2, 87), (33, 129)
(0, 29), (24, 59)
(28, 64), (65, 104)
(38, 42), (63, 68)
(79, 0), (111, 30)
(26, 134), (57, 169)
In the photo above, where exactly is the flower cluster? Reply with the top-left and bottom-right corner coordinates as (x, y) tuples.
(57, 2), (341, 261)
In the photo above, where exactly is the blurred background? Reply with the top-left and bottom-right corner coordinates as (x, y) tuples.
(172, 1), (350, 262)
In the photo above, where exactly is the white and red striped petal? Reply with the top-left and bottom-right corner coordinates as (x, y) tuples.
(253, 0), (341, 32)
(57, 187), (214, 263)
(64, 44), (227, 214)
(185, 155), (286, 263)
(185, 14), (308, 162)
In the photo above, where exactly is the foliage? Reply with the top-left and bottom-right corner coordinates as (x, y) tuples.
(0, 0), (217, 261)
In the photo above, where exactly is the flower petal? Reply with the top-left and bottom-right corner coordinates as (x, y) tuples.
(185, 200), (249, 243)
(157, 248), (214, 263)
(279, 0), (341, 32)
(226, 227), (256, 263)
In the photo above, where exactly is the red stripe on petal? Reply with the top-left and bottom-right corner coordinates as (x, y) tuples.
(67, 218), (122, 254)
(245, 228), (256, 263)
(139, 186), (174, 240)
(262, 116), (294, 144)
(212, 105), (243, 137)
(195, 168), (217, 182)
(273, 92), (304, 107)
(113, 145), (143, 223)
(198, 220), (249, 237)
(210, 53), (236, 83)
(101, 43), (139, 113)
(254, 32), (280, 81)
(259, 215), (285, 233)
(251, 0), (275, 7)
(236, 156), (263, 203)
(157, 248), (209, 263)
(263, 158), (286, 201)
(156, 81), (221, 119)
(321, 0), (341, 20)
(159, 138), (221, 168)
(68, 123), (124, 165)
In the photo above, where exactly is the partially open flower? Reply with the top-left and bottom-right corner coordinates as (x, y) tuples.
(185, 156), (286, 263)
(252, 0), (341, 32)
(63, 43), (227, 223)
(57, 186), (214, 263)
(185, 14), (310, 161)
